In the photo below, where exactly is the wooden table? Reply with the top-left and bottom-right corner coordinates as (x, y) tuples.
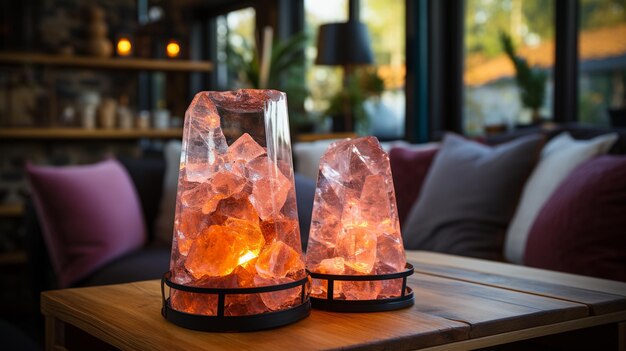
(41, 251), (626, 350)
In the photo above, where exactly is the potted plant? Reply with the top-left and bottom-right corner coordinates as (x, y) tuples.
(325, 67), (385, 133)
(227, 29), (312, 132)
(500, 32), (547, 125)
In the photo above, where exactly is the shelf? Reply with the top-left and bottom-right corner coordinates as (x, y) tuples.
(0, 52), (212, 72)
(0, 128), (183, 140)
(0, 251), (27, 265)
(297, 132), (358, 142)
(0, 204), (23, 217)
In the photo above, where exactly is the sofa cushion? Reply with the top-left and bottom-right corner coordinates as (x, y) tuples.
(26, 159), (146, 288)
(293, 139), (431, 180)
(504, 132), (618, 264)
(402, 133), (544, 260)
(486, 123), (626, 155)
(295, 174), (316, 251)
(77, 247), (171, 286)
(154, 140), (182, 245)
(524, 156), (626, 282)
(118, 156), (165, 242)
(389, 146), (438, 227)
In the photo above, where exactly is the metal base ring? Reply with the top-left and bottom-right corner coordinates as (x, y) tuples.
(162, 298), (311, 332)
(161, 271), (311, 332)
(310, 287), (414, 312)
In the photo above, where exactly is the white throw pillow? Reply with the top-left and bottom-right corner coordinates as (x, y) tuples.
(293, 140), (337, 180)
(154, 140), (182, 246)
(504, 132), (618, 264)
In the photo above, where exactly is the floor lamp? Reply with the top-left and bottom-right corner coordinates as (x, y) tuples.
(315, 0), (374, 132)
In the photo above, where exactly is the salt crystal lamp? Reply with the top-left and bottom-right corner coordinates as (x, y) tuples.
(161, 90), (310, 332)
(305, 136), (414, 312)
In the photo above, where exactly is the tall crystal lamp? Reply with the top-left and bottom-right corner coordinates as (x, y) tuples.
(161, 90), (311, 332)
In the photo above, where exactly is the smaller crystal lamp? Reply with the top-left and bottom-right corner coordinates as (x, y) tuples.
(305, 136), (414, 312)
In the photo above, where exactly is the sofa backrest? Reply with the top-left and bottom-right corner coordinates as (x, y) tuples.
(117, 156), (166, 242)
(486, 124), (626, 154)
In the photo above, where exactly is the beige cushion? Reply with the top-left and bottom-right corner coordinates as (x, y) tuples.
(504, 132), (618, 264)
(154, 140), (182, 246)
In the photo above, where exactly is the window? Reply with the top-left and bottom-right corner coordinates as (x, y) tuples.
(304, 0), (347, 129)
(578, 0), (626, 125)
(213, 7), (256, 89)
(227, 7), (256, 42)
(463, 0), (555, 135)
(362, 0), (406, 139)
(304, 0), (405, 138)
(226, 7), (256, 89)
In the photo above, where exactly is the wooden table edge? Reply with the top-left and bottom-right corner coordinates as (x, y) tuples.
(42, 292), (132, 351)
(417, 310), (626, 351)
(40, 252), (626, 351)
(41, 287), (471, 351)
(41, 295), (626, 351)
(406, 251), (626, 297)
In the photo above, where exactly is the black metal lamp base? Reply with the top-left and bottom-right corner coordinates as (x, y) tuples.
(308, 263), (415, 313)
(161, 272), (311, 332)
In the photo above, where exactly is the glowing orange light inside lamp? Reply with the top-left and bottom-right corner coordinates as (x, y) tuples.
(166, 40), (180, 58)
(116, 37), (132, 56)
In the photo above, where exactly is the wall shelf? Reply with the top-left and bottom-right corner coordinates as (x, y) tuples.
(0, 128), (183, 140)
(0, 52), (212, 72)
(0, 251), (27, 265)
(0, 204), (23, 218)
(297, 132), (358, 142)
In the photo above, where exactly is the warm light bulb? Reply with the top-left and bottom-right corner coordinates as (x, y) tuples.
(166, 40), (180, 58)
(237, 251), (257, 265)
(116, 37), (132, 56)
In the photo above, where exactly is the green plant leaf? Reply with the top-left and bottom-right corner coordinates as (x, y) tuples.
(500, 31), (547, 110)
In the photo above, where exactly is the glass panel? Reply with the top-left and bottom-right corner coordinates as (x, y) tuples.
(304, 0), (347, 131)
(362, 0), (406, 139)
(578, 0), (626, 126)
(464, 0), (555, 136)
(227, 7), (256, 46)
(224, 7), (256, 89)
(304, 0), (405, 138)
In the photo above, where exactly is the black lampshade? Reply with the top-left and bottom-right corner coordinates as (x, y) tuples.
(315, 21), (374, 66)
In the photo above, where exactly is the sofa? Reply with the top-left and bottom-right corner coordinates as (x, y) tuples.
(25, 155), (317, 297)
(292, 123), (626, 282)
(389, 124), (626, 282)
(25, 123), (626, 300)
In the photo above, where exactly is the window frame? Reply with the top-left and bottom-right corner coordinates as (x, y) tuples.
(198, 0), (585, 141)
(405, 0), (582, 141)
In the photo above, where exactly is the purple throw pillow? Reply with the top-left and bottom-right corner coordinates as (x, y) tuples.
(524, 156), (626, 282)
(389, 146), (438, 227)
(27, 159), (146, 287)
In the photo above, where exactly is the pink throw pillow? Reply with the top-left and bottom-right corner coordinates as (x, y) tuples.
(524, 156), (626, 282)
(389, 146), (438, 227)
(27, 159), (146, 287)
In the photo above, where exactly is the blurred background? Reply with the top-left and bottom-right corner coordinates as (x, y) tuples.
(0, 0), (624, 347)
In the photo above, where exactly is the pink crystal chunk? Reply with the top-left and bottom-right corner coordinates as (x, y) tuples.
(248, 157), (292, 220)
(169, 90), (307, 316)
(306, 136), (406, 300)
